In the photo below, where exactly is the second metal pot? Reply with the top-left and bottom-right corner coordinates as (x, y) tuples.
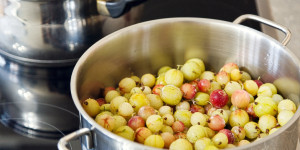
(0, 0), (144, 66)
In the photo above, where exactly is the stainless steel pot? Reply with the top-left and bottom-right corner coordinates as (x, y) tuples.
(0, 0), (144, 66)
(59, 14), (300, 150)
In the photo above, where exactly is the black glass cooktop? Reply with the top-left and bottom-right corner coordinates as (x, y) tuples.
(0, 0), (260, 150)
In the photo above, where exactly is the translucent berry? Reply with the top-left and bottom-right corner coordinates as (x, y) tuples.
(212, 132), (228, 149)
(181, 83), (197, 99)
(82, 98), (101, 117)
(160, 85), (183, 106)
(164, 69), (184, 87)
(169, 139), (193, 150)
(119, 77), (136, 93)
(186, 125), (206, 143)
(144, 135), (164, 148)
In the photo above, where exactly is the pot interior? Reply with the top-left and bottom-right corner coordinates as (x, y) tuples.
(74, 18), (300, 106)
(71, 17), (300, 149)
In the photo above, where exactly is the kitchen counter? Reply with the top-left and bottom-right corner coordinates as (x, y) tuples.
(256, 0), (300, 149)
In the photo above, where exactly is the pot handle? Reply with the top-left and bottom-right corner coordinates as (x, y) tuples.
(233, 14), (291, 46)
(97, 0), (144, 18)
(57, 128), (93, 150)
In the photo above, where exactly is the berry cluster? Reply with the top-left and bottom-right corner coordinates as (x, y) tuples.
(82, 58), (297, 150)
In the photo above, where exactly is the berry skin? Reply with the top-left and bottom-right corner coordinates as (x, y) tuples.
(219, 129), (235, 144)
(138, 106), (157, 120)
(164, 69), (184, 87)
(278, 99), (297, 113)
(128, 116), (145, 131)
(244, 122), (260, 139)
(95, 114), (115, 131)
(208, 114), (226, 131)
(96, 98), (106, 106)
(186, 125), (206, 143)
(197, 79), (211, 93)
(254, 80), (263, 87)
(157, 66), (172, 76)
(161, 132), (176, 148)
(194, 137), (213, 150)
(146, 115), (164, 133)
(181, 61), (202, 81)
(187, 58), (205, 73)
(135, 127), (152, 144)
(105, 90), (121, 103)
(212, 132), (228, 149)
(114, 126), (135, 141)
(210, 89), (229, 108)
(258, 115), (277, 133)
(174, 110), (193, 127)
(144, 135), (164, 148)
(216, 71), (230, 86)
(231, 90), (250, 109)
(253, 96), (277, 117)
(181, 83), (197, 100)
(119, 77), (136, 93)
(220, 62), (239, 73)
(231, 126), (246, 142)
(141, 73), (156, 88)
(82, 98), (101, 117)
(190, 112), (208, 126)
(277, 110), (294, 126)
(152, 84), (164, 95)
(243, 80), (258, 96)
(169, 139), (193, 150)
(160, 85), (183, 106)
(229, 109), (249, 127)
(190, 104), (205, 114)
(172, 121), (185, 133)
(200, 71), (215, 81)
(129, 93), (150, 112)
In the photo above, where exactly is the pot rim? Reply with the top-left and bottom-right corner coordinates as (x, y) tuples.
(71, 17), (300, 149)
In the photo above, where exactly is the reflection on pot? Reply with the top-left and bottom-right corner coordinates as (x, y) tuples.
(274, 77), (300, 105)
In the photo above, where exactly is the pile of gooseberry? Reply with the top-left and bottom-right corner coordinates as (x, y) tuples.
(82, 58), (297, 150)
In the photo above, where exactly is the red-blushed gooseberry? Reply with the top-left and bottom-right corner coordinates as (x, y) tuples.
(128, 116), (145, 131)
(208, 114), (226, 131)
(138, 105), (157, 120)
(219, 129), (235, 144)
(190, 104), (205, 114)
(135, 127), (152, 144)
(181, 83), (197, 100)
(152, 84), (164, 95)
(197, 79), (211, 93)
(231, 90), (250, 109)
(254, 79), (264, 87)
(96, 98), (106, 106)
(172, 121), (185, 133)
(210, 89), (229, 108)
(161, 132), (176, 148)
(220, 62), (239, 73)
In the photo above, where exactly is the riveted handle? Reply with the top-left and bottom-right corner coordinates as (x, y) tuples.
(57, 128), (93, 150)
(233, 14), (291, 46)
